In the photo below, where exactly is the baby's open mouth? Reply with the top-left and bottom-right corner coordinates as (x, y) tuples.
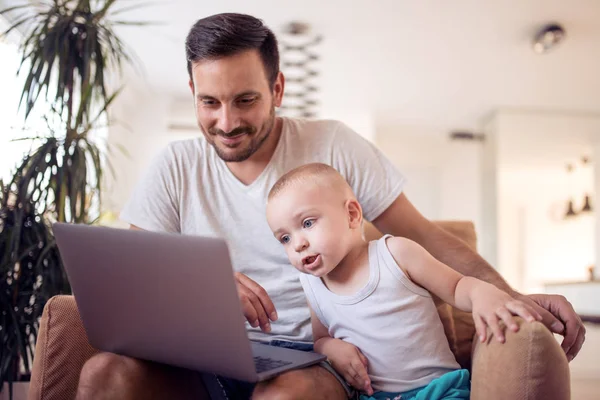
(303, 255), (318, 265)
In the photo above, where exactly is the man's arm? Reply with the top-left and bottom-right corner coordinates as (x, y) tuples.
(372, 194), (514, 294)
(385, 236), (542, 343)
(372, 193), (586, 360)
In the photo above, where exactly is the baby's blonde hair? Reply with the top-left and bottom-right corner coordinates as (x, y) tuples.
(268, 163), (353, 201)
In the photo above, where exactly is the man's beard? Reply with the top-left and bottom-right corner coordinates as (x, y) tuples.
(205, 108), (276, 163)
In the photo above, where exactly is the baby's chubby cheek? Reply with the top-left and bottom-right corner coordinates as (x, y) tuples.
(289, 256), (301, 270)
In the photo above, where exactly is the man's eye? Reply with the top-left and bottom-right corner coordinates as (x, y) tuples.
(280, 235), (290, 244)
(201, 99), (217, 106)
(303, 219), (314, 228)
(238, 97), (256, 105)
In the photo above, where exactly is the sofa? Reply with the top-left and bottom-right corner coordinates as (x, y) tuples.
(27, 221), (570, 399)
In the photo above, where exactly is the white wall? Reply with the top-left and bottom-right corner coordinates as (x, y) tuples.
(486, 109), (600, 295)
(480, 117), (499, 267)
(595, 140), (600, 281)
(375, 126), (483, 247)
(500, 167), (595, 292)
(319, 109), (375, 142)
(103, 83), (172, 219)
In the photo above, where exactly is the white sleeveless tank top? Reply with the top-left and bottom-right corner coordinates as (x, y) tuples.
(300, 235), (460, 392)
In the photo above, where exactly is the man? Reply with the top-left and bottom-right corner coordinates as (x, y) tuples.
(76, 13), (585, 400)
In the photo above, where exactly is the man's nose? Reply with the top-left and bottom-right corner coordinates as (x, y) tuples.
(215, 105), (239, 134)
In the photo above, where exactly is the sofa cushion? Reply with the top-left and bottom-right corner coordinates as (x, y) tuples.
(29, 295), (100, 400)
(470, 318), (570, 399)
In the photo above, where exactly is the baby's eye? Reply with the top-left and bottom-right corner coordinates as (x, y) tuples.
(280, 235), (291, 244)
(303, 219), (314, 229)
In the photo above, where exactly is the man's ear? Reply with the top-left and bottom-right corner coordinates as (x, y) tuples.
(346, 199), (363, 229)
(189, 79), (194, 96)
(273, 72), (285, 107)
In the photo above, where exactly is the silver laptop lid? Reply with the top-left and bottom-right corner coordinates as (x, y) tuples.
(53, 223), (258, 382)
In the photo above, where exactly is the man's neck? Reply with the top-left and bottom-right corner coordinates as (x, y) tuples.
(226, 117), (283, 186)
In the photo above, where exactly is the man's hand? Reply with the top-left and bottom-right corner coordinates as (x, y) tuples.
(234, 272), (278, 333)
(470, 282), (543, 343)
(516, 293), (586, 361)
(322, 339), (373, 396)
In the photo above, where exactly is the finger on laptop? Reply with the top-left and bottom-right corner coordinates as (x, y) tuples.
(236, 272), (278, 322)
(235, 273), (275, 332)
(248, 292), (271, 332)
(238, 285), (269, 331)
(238, 285), (259, 327)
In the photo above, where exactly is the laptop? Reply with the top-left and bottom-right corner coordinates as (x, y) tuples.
(52, 223), (326, 382)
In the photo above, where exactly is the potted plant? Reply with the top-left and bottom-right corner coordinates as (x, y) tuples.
(0, 1), (144, 398)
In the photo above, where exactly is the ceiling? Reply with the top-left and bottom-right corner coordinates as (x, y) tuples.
(3, 0), (600, 135)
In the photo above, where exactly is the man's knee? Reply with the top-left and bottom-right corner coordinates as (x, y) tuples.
(80, 352), (133, 385)
(78, 353), (138, 398)
(77, 353), (209, 400)
(253, 365), (346, 400)
(253, 376), (309, 400)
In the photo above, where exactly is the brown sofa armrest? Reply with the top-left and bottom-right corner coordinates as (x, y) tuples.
(470, 317), (570, 400)
(29, 295), (99, 400)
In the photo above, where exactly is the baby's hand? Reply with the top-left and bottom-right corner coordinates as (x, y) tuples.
(326, 339), (373, 395)
(471, 283), (543, 343)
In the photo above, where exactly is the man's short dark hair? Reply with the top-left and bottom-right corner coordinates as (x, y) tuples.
(185, 13), (280, 88)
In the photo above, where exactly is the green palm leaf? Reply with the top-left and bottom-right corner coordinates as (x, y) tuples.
(0, 0), (149, 392)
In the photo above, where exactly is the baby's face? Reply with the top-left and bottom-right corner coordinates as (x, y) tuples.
(267, 184), (352, 277)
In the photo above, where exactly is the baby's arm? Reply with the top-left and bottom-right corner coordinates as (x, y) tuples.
(309, 305), (373, 395)
(386, 237), (543, 343)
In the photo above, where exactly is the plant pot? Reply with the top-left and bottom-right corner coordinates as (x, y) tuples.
(0, 382), (29, 400)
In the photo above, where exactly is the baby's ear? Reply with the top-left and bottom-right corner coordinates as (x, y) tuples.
(346, 199), (363, 229)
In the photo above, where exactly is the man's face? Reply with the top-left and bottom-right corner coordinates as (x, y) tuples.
(189, 50), (284, 162)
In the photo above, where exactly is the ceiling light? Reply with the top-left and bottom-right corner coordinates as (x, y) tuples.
(533, 23), (566, 54)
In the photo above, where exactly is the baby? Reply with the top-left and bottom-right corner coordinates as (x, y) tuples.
(265, 163), (542, 400)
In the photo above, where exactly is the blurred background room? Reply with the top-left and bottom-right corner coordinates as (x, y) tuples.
(0, 1), (598, 398)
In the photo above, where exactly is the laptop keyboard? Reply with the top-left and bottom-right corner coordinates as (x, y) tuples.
(253, 356), (292, 373)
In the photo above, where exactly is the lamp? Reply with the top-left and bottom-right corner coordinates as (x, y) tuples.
(563, 163), (577, 219)
(564, 200), (578, 218)
(562, 157), (595, 219)
(279, 21), (321, 119)
(579, 156), (594, 214)
(581, 194), (593, 213)
(533, 23), (566, 54)
(563, 163), (578, 219)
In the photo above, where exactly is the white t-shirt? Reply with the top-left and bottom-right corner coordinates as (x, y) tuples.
(120, 117), (405, 343)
